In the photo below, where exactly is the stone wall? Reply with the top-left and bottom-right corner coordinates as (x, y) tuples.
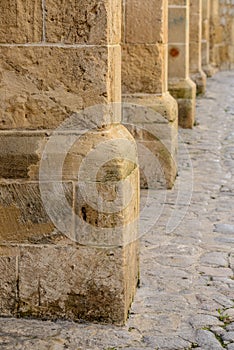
(0, 0), (139, 325)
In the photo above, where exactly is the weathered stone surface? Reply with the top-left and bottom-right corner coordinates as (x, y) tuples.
(0, 182), (73, 244)
(169, 78), (196, 128)
(122, 0), (177, 190)
(0, 0), (42, 43)
(0, 133), (46, 179)
(18, 242), (139, 324)
(189, 0), (207, 94)
(0, 46), (121, 130)
(122, 93), (178, 189)
(168, 0), (197, 129)
(122, 44), (167, 94)
(46, 0), (121, 44)
(0, 248), (18, 316)
(0, 70), (234, 350)
(124, 0), (166, 44)
(196, 330), (224, 350)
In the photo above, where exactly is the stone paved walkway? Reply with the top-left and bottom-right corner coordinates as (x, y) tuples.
(0, 70), (234, 350)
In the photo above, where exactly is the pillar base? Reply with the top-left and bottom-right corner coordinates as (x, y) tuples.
(190, 69), (207, 95)
(0, 124), (140, 325)
(122, 92), (178, 189)
(169, 78), (196, 129)
(203, 64), (217, 78)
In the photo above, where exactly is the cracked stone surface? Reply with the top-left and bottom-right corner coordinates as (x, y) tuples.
(0, 71), (234, 349)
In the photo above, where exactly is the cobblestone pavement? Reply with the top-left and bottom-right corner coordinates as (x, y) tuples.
(0, 70), (234, 349)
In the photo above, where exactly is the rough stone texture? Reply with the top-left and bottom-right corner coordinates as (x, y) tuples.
(0, 125), (140, 323)
(209, 0), (234, 70)
(217, 0), (234, 69)
(122, 44), (167, 95)
(122, 93), (178, 189)
(189, 0), (207, 95)
(0, 182), (72, 244)
(46, 0), (121, 44)
(0, 0), (42, 43)
(0, 70), (233, 349)
(169, 78), (196, 129)
(18, 242), (139, 324)
(0, 0), (140, 325)
(0, 250), (18, 316)
(122, 0), (178, 189)
(202, 0), (215, 76)
(0, 46), (121, 130)
(168, 0), (197, 128)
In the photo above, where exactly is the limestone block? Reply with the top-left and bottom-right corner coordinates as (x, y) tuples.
(169, 0), (186, 5)
(122, 44), (166, 94)
(122, 93), (178, 124)
(0, 46), (121, 130)
(0, 0), (42, 43)
(122, 93), (178, 189)
(169, 78), (196, 128)
(0, 247), (18, 316)
(46, 0), (121, 44)
(168, 7), (187, 43)
(0, 182), (73, 244)
(18, 242), (139, 324)
(75, 167), (139, 246)
(168, 44), (188, 79)
(0, 133), (46, 179)
(124, 0), (166, 44)
(190, 70), (207, 95)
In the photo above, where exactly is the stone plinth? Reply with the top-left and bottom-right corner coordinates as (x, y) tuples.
(168, 0), (196, 129)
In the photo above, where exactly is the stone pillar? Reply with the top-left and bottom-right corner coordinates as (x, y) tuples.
(0, 0), (139, 324)
(218, 0), (234, 69)
(189, 0), (207, 94)
(209, 0), (221, 69)
(202, 0), (215, 76)
(168, 0), (196, 129)
(122, 0), (178, 189)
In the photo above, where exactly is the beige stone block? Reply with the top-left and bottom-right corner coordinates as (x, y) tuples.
(122, 44), (166, 94)
(168, 7), (187, 43)
(18, 243), (139, 324)
(0, 247), (18, 316)
(190, 14), (201, 43)
(0, 182), (73, 244)
(124, 0), (166, 44)
(137, 139), (177, 189)
(50, 124), (137, 181)
(122, 93), (178, 189)
(190, 70), (207, 95)
(0, 0), (42, 43)
(74, 167), (139, 246)
(169, 0), (187, 5)
(122, 92), (178, 123)
(0, 46), (120, 130)
(189, 42), (201, 71)
(0, 133), (46, 179)
(169, 78), (196, 128)
(168, 44), (188, 79)
(46, 0), (121, 44)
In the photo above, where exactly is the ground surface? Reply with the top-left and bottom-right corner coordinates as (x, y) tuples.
(0, 70), (234, 349)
